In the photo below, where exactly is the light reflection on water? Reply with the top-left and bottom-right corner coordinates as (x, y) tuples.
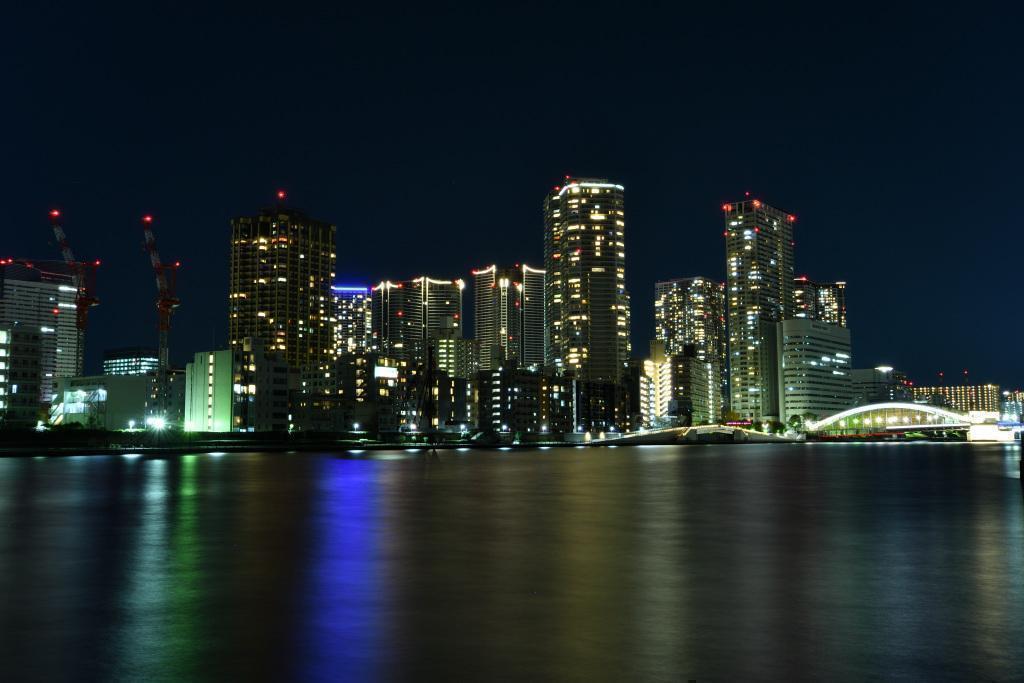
(0, 443), (1020, 681)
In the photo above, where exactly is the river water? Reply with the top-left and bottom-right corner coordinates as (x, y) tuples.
(0, 443), (1021, 681)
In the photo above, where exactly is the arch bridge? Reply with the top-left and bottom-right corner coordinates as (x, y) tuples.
(806, 402), (973, 436)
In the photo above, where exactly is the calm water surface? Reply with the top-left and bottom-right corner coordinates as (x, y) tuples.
(0, 443), (1021, 681)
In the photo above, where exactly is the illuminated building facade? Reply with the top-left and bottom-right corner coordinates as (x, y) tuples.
(370, 276), (464, 367)
(103, 347), (159, 376)
(435, 315), (478, 380)
(0, 325), (43, 428)
(1001, 389), (1024, 421)
(332, 285), (371, 353)
(473, 263), (545, 370)
(911, 383), (1001, 414)
(49, 374), (152, 430)
(654, 276), (726, 420)
(637, 341), (674, 427)
(544, 178), (630, 382)
(793, 277), (847, 327)
(228, 205), (336, 372)
(0, 260), (81, 402)
(293, 352), (405, 432)
(476, 365), (588, 436)
(670, 346), (713, 426)
(776, 318), (853, 423)
(724, 198), (795, 419)
(183, 338), (291, 432)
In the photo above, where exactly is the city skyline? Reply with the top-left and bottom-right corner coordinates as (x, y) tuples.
(4, 185), (1018, 392)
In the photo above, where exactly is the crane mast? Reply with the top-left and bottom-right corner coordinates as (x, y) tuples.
(142, 215), (180, 416)
(48, 210), (99, 375)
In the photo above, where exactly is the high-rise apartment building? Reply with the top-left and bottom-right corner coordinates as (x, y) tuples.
(49, 374), (152, 430)
(332, 285), (371, 354)
(775, 318), (854, 423)
(544, 177), (630, 382)
(724, 197), (796, 419)
(794, 277), (847, 327)
(473, 263), (545, 370)
(0, 261), (81, 402)
(654, 276), (727, 420)
(103, 347), (160, 376)
(228, 204), (336, 372)
(370, 276), (464, 367)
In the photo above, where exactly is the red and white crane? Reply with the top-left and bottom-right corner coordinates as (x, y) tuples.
(48, 209), (100, 374)
(142, 215), (180, 411)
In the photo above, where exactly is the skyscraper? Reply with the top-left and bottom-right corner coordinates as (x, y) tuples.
(332, 285), (371, 353)
(793, 277), (847, 327)
(0, 260), (81, 402)
(519, 264), (546, 368)
(229, 202), (336, 372)
(544, 177), (630, 382)
(473, 263), (546, 370)
(370, 276), (464, 367)
(654, 276), (727, 420)
(724, 197), (796, 420)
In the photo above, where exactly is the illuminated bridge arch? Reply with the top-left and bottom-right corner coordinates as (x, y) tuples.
(806, 402), (972, 435)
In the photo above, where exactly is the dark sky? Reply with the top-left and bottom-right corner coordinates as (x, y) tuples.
(4, 3), (1020, 386)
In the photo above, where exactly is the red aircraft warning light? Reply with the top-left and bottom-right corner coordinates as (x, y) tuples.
(277, 190), (287, 200)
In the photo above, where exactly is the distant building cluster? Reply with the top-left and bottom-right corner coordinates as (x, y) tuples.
(0, 183), (1016, 436)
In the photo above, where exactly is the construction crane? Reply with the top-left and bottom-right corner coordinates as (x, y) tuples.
(142, 215), (180, 414)
(48, 209), (100, 374)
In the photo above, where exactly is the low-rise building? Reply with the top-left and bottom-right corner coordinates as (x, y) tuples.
(477, 363), (574, 436)
(293, 352), (406, 433)
(49, 374), (151, 430)
(1000, 389), (1024, 421)
(102, 347), (160, 376)
(184, 338), (291, 433)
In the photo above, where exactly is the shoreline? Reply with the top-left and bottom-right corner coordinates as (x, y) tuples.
(0, 437), (987, 458)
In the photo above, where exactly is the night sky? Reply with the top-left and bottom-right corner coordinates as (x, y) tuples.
(5, 4), (1020, 386)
